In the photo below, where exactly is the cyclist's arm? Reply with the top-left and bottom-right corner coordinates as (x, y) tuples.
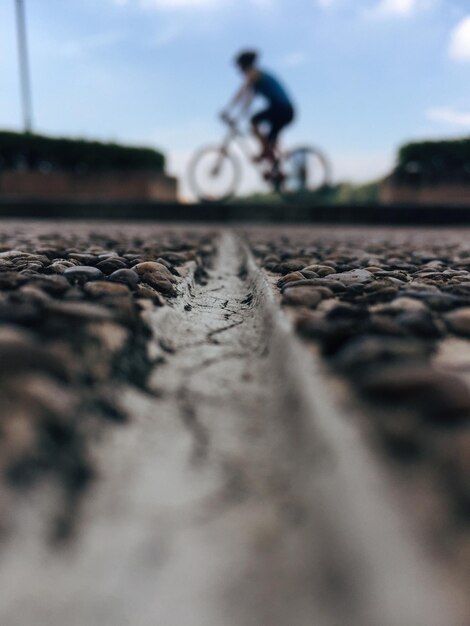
(226, 82), (252, 110)
(223, 70), (258, 115)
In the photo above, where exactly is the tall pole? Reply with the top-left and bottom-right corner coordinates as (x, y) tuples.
(15, 0), (33, 133)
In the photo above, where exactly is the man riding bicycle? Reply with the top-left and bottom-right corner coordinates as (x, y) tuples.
(221, 50), (296, 166)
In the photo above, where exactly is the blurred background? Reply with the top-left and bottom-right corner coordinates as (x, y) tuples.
(0, 0), (469, 202)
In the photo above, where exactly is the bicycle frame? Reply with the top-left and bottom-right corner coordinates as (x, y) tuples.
(216, 116), (284, 185)
(218, 117), (255, 161)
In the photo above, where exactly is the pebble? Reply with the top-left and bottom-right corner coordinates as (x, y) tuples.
(389, 297), (429, 313)
(396, 311), (443, 339)
(325, 303), (369, 323)
(0, 299), (42, 325)
(371, 297), (428, 315)
(359, 365), (470, 423)
(0, 326), (69, 381)
(369, 314), (408, 337)
(0, 272), (26, 290)
(281, 278), (345, 294)
(332, 335), (430, 373)
(97, 252), (119, 261)
(141, 272), (176, 296)
(28, 274), (70, 296)
(108, 268), (139, 288)
(67, 253), (97, 265)
(444, 308), (470, 337)
(157, 252), (188, 265)
(134, 285), (165, 304)
(48, 259), (80, 274)
(17, 284), (51, 304)
(64, 266), (104, 283)
(132, 261), (176, 283)
(277, 259), (307, 274)
(84, 281), (131, 298)
(294, 310), (326, 338)
(329, 269), (374, 285)
(282, 287), (323, 308)
(45, 300), (115, 321)
(317, 298), (341, 313)
(302, 264), (336, 276)
(4, 373), (78, 419)
(96, 258), (128, 275)
(277, 272), (304, 288)
(365, 279), (398, 293)
(359, 287), (398, 304)
(406, 291), (464, 311)
(0, 250), (45, 262)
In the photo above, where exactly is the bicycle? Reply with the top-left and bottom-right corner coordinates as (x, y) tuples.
(188, 114), (332, 203)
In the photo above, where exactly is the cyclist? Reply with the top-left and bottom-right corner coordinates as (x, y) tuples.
(221, 50), (295, 166)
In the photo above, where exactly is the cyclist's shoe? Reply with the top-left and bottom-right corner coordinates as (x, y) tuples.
(263, 169), (286, 187)
(272, 171), (286, 190)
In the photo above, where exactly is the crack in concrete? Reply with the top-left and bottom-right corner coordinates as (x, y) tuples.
(206, 319), (244, 341)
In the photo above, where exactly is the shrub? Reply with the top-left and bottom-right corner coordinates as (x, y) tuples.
(0, 131), (165, 173)
(394, 137), (470, 184)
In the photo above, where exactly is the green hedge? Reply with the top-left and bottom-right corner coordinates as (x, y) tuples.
(0, 131), (165, 173)
(238, 182), (380, 205)
(394, 137), (470, 184)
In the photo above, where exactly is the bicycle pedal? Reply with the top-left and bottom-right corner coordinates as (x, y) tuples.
(273, 172), (286, 183)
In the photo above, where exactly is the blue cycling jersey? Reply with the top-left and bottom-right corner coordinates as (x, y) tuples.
(253, 70), (292, 108)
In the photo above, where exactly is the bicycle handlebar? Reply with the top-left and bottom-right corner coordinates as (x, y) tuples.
(219, 112), (240, 130)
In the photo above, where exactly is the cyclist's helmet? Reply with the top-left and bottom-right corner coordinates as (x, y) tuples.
(235, 50), (258, 71)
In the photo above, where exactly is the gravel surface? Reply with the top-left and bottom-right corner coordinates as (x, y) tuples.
(246, 225), (470, 583)
(0, 221), (216, 538)
(0, 221), (469, 624)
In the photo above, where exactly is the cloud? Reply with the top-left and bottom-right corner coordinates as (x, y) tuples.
(113, 0), (273, 10)
(148, 24), (181, 47)
(279, 52), (307, 68)
(59, 32), (125, 59)
(426, 106), (470, 127)
(140, 0), (220, 8)
(449, 16), (470, 62)
(114, 0), (222, 9)
(366, 0), (433, 19)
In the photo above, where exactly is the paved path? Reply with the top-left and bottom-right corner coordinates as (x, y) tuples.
(0, 230), (463, 626)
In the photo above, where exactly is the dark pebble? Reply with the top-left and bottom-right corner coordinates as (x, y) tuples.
(96, 258), (128, 275)
(64, 266), (104, 283)
(108, 268), (139, 289)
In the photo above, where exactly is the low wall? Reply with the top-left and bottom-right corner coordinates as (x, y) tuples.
(380, 180), (470, 206)
(0, 170), (178, 202)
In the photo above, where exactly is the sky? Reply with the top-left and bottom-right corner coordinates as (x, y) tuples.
(0, 0), (469, 198)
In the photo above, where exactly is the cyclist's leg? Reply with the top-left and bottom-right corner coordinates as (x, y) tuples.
(267, 105), (295, 163)
(263, 106), (296, 190)
(251, 108), (274, 162)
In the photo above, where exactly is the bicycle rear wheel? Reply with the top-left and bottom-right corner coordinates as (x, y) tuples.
(188, 146), (241, 203)
(279, 146), (331, 201)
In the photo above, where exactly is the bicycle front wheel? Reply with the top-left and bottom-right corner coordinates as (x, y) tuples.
(188, 146), (241, 203)
(280, 146), (332, 200)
